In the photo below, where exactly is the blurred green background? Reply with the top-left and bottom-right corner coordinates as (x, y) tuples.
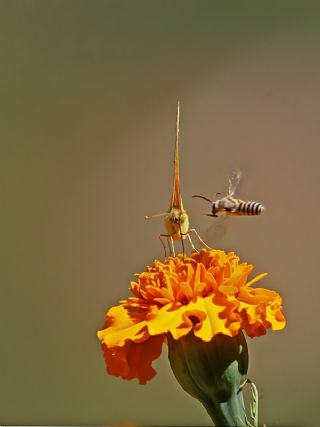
(1, 1), (320, 425)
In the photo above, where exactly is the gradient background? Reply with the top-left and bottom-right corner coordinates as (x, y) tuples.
(1, 1), (320, 426)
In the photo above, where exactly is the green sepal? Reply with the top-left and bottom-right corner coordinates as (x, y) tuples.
(168, 331), (249, 426)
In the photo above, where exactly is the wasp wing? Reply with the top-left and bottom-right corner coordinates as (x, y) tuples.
(228, 168), (242, 197)
(203, 213), (230, 244)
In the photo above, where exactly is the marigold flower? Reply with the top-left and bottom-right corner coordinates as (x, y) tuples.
(97, 249), (285, 385)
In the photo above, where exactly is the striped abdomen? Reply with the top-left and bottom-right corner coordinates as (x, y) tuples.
(236, 200), (265, 216)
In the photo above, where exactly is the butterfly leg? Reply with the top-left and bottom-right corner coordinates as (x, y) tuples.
(189, 228), (211, 250)
(159, 234), (169, 258)
(179, 224), (186, 258)
(159, 234), (176, 257)
(185, 232), (198, 253)
(169, 236), (175, 257)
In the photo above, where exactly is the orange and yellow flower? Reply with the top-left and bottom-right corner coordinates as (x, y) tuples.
(97, 249), (285, 384)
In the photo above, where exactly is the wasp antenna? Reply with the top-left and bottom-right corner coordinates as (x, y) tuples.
(192, 195), (213, 203)
(145, 213), (168, 219)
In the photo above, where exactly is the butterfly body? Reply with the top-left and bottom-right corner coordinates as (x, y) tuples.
(165, 208), (189, 240)
(145, 102), (209, 257)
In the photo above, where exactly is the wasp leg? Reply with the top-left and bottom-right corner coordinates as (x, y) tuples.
(189, 228), (211, 250)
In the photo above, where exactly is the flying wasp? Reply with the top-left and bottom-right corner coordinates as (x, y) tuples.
(145, 102), (209, 257)
(193, 168), (265, 217)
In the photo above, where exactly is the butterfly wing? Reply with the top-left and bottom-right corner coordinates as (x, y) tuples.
(170, 101), (184, 211)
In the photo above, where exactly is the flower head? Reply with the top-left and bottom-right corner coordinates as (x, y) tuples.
(97, 249), (285, 384)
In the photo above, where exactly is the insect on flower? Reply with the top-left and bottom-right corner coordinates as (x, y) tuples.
(193, 168), (265, 217)
(145, 102), (209, 257)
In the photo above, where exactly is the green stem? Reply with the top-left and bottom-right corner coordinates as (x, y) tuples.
(201, 389), (246, 426)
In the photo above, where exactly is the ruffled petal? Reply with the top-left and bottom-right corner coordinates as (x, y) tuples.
(98, 305), (148, 347)
(237, 287), (286, 336)
(146, 303), (194, 339)
(192, 296), (235, 341)
(102, 334), (165, 384)
(146, 296), (235, 341)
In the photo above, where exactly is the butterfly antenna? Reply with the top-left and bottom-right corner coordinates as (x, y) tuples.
(145, 213), (168, 219)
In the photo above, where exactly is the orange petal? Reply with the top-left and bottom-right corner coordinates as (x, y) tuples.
(245, 273), (268, 288)
(147, 302), (193, 339)
(266, 304), (286, 330)
(146, 297), (234, 342)
(102, 334), (165, 384)
(97, 305), (148, 347)
(192, 296), (235, 341)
